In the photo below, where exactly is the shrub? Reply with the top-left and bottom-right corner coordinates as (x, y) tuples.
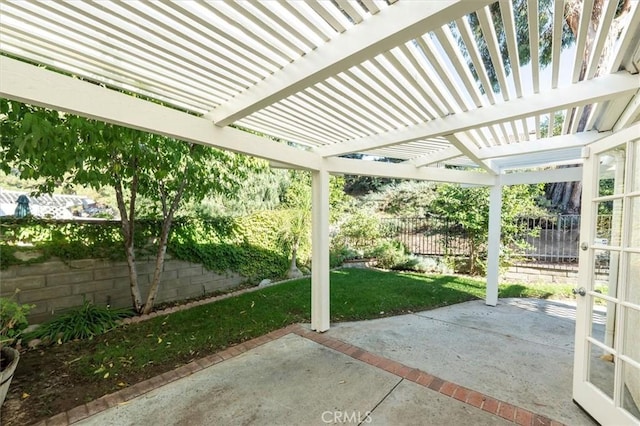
(329, 245), (362, 268)
(332, 210), (385, 251)
(392, 255), (452, 274)
(0, 291), (33, 347)
(29, 300), (133, 343)
(366, 240), (407, 269)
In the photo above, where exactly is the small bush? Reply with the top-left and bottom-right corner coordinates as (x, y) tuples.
(29, 300), (133, 343)
(392, 255), (451, 274)
(329, 245), (363, 268)
(0, 291), (33, 347)
(366, 240), (407, 269)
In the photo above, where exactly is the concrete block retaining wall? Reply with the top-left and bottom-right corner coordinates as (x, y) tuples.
(0, 258), (245, 323)
(503, 264), (607, 285)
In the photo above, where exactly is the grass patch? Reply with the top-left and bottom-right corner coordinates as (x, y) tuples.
(68, 269), (569, 381)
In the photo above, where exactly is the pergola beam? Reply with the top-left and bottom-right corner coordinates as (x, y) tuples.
(325, 157), (496, 186)
(613, 89), (640, 132)
(501, 167), (583, 185)
(207, 0), (491, 126)
(0, 57), (320, 170)
(316, 72), (639, 157)
(476, 131), (609, 160)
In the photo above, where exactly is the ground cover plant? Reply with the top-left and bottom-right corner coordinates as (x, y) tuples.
(1, 269), (574, 425)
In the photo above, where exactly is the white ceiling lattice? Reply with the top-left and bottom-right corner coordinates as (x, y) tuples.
(0, 0), (639, 174)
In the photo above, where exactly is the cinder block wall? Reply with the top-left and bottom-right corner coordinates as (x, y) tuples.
(0, 258), (245, 323)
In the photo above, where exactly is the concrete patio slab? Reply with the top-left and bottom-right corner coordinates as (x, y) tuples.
(368, 380), (512, 426)
(44, 298), (601, 426)
(326, 298), (596, 425)
(75, 333), (514, 426)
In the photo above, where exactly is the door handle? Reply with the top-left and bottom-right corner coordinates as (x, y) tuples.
(573, 287), (586, 297)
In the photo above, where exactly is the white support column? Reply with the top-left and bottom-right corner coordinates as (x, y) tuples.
(486, 181), (503, 306)
(311, 168), (330, 332)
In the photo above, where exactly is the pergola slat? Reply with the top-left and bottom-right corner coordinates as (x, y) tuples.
(499, 0), (524, 98)
(570, 0), (595, 83)
(527, 0), (540, 94)
(477, 5), (512, 101)
(550, 0), (565, 88)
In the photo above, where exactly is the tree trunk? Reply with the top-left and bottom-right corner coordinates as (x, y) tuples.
(143, 217), (172, 314)
(286, 238), (303, 279)
(113, 177), (143, 313)
(568, 181), (583, 214)
(141, 146), (194, 314)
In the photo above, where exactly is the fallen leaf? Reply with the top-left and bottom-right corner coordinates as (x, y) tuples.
(157, 337), (163, 344)
(117, 382), (127, 387)
(103, 372), (110, 379)
(21, 392), (30, 399)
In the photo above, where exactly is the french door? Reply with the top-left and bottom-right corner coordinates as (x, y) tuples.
(573, 123), (640, 425)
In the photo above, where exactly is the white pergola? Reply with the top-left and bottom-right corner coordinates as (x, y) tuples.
(1, 1), (639, 333)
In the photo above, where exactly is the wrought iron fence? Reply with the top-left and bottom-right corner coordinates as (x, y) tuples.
(380, 217), (471, 257)
(513, 215), (581, 265)
(382, 214), (613, 271)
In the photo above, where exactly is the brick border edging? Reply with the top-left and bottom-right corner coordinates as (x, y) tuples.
(35, 324), (564, 426)
(291, 326), (564, 426)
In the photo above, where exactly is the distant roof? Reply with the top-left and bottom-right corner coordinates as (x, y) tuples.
(0, 188), (93, 207)
(0, 188), (96, 219)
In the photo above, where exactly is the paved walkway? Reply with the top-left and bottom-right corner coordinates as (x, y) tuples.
(35, 299), (597, 426)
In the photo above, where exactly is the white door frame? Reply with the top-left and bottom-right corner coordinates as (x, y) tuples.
(573, 123), (640, 425)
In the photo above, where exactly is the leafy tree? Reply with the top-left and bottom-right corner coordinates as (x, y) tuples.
(430, 183), (545, 274)
(279, 170), (312, 278)
(0, 99), (263, 314)
(278, 170), (349, 277)
(188, 168), (291, 217)
(342, 154), (403, 196)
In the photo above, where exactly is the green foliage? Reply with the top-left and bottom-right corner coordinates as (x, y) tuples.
(376, 181), (437, 217)
(0, 98), (265, 312)
(0, 217), (157, 269)
(169, 213), (293, 279)
(1, 215), (292, 280)
(366, 240), (407, 269)
(28, 300), (133, 343)
(0, 291), (34, 347)
(190, 169), (290, 217)
(429, 182), (545, 275)
(540, 112), (566, 138)
(332, 210), (385, 252)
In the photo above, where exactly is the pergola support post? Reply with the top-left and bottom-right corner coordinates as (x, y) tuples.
(311, 168), (330, 332)
(486, 182), (502, 306)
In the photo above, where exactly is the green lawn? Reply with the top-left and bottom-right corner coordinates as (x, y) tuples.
(67, 268), (573, 381)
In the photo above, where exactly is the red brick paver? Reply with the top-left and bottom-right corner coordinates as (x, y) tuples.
(498, 402), (517, 422)
(439, 381), (458, 397)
